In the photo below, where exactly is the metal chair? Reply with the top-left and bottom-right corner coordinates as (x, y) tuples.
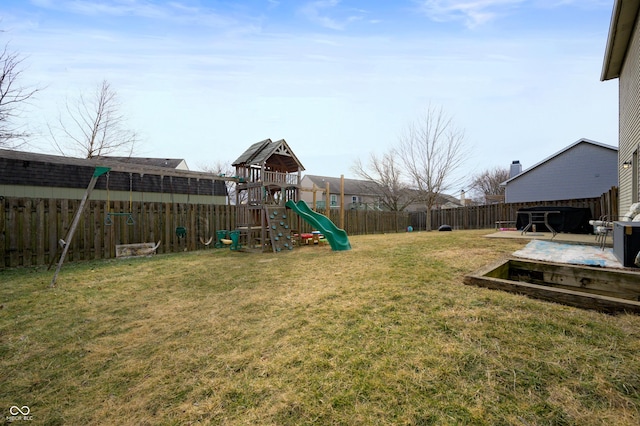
(589, 215), (614, 250)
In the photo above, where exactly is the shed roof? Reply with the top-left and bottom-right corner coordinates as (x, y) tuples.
(501, 138), (617, 185)
(232, 139), (304, 172)
(0, 149), (235, 181)
(94, 156), (186, 169)
(601, 0), (640, 81)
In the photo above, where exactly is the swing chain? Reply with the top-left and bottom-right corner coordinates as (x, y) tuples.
(104, 171), (135, 226)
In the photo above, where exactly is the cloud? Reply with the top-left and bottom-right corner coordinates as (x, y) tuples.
(28, 0), (239, 29)
(299, 0), (365, 31)
(299, 0), (343, 30)
(414, 0), (525, 28)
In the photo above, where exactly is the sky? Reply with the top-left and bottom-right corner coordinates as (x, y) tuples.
(2, 0), (619, 192)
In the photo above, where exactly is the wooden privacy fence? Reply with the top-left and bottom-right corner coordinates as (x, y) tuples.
(0, 198), (409, 269)
(0, 189), (618, 268)
(340, 209), (409, 235)
(410, 189), (618, 231)
(0, 198), (235, 269)
(290, 209), (409, 236)
(323, 209), (408, 235)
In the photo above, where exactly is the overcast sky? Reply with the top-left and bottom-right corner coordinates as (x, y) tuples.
(3, 0), (618, 191)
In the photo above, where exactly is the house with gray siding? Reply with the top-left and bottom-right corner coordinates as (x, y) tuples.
(601, 0), (640, 214)
(300, 174), (462, 211)
(502, 138), (618, 203)
(301, 175), (381, 210)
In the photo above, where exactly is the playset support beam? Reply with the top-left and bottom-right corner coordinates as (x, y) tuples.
(50, 166), (111, 287)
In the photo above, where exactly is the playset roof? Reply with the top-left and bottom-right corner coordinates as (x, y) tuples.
(232, 138), (304, 172)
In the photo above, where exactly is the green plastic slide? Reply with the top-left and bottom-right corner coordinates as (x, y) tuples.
(285, 200), (351, 251)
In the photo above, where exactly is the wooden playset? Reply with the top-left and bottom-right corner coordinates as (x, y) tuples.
(231, 139), (304, 252)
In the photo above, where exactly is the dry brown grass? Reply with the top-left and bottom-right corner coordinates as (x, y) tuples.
(1, 229), (639, 425)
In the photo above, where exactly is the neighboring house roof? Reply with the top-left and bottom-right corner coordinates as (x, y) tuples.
(232, 138), (304, 172)
(94, 156), (188, 170)
(501, 138), (618, 186)
(303, 175), (380, 196)
(404, 189), (463, 209)
(601, 0), (640, 81)
(437, 193), (463, 207)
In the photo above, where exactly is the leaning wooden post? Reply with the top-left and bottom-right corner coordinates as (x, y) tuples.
(50, 166), (111, 288)
(340, 174), (345, 230)
(312, 185), (318, 211)
(325, 181), (330, 217)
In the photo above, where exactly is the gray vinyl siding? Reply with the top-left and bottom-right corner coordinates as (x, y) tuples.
(618, 18), (640, 213)
(505, 143), (617, 203)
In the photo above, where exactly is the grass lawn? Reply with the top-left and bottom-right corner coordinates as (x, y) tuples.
(1, 229), (639, 425)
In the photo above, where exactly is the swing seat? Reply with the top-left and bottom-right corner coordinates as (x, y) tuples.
(200, 236), (214, 246)
(105, 212), (135, 225)
(229, 230), (241, 250)
(176, 226), (187, 238)
(215, 230), (229, 248)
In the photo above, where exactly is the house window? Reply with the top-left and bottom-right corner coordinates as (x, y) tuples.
(352, 196), (358, 203)
(330, 194), (337, 206)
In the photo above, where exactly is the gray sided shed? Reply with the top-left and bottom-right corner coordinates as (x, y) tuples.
(0, 149), (228, 204)
(503, 139), (618, 203)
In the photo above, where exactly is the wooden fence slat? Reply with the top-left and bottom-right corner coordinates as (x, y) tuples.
(0, 196), (5, 267)
(22, 199), (32, 267)
(60, 199), (69, 261)
(9, 199), (19, 267)
(82, 200), (90, 261)
(47, 199), (57, 265)
(105, 200), (113, 258)
(93, 201), (101, 260)
(36, 199), (45, 265)
(165, 202), (172, 254)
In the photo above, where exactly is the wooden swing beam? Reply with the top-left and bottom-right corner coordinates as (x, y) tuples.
(50, 166), (111, 287)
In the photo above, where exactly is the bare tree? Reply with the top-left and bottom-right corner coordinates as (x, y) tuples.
(198, 160), (240, 205)
(50, 80), (138, 158)
(351, 150), (414, 211)
(0, 42), (40, 148)
(397, 105), (466, 230)
(469, 166), (509, 204)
